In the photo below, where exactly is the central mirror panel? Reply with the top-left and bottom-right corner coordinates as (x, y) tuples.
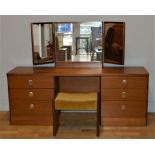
(54, 22), (102, 62)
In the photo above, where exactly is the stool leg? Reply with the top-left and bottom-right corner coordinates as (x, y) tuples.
(52, 101), (60, 136)
(99, 103), (101, 126)
(98, 93), (101, 126)
(96, 99), (100, 137)
(53, 110), (60, 136)
(96, 109), (100, 137)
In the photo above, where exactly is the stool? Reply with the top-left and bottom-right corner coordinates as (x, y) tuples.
(52, 92), (100, 136)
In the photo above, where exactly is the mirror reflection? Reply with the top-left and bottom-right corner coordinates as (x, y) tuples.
(31, 21), (125, 65)
(104, 22), (125, 65)
(31, 23), (54, 64)
(54, 22), (102, 62)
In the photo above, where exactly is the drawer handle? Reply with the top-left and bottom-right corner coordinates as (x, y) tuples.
(29, 104), (34, 110)
(121, 104), (126, 110)
(28, 80), (33, 86)
(122, 79), (127, 85)
(29, 92), (33, 97)
(121, 91), (127, 98)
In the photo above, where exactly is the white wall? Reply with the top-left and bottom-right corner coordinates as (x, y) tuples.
(152, 16), (155, 112)
(0, 16), (3, 110)
(0, 15), (154, 112)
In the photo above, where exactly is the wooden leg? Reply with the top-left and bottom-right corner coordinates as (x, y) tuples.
(52, 101), (60, 136)
(98, 93), (101, 126)
(99, 103), (101, 126)
(96, 109), (100, 137)
(96, 99), (100, 137)
(53, 110), (60, 136)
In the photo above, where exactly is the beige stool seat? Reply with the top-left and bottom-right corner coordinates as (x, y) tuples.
(52, 92), (100, 137)
(55, 92), (97, 110)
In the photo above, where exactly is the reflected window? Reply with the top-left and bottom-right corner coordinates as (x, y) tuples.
(57, 23), (73, 34)
(80, 26), (91, 35)
(63, 35), (72, 46)
(56, 23), (73, 46)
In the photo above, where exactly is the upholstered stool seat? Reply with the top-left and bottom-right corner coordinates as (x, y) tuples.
(55, 92), (97, 110)
(52, 91), (100, 137)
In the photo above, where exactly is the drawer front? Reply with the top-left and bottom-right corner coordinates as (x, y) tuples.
(102, 101), (147, 118)
(101, 89), (147, 101)
(8, 75), (55, 88)
(10, 100), (52, 125)
(101, 77), (148, 89)
(9, 89), (54, 101)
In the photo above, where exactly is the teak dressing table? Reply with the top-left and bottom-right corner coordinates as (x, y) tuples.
(7, 21), (149, 128)
(7, 66), (149, 127)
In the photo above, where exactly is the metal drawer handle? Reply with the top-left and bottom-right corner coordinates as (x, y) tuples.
(122, 79), (127, 85)
(29, 103), (34, 109)
(121, 104), (126, 110)
(28, 80), (33, 86)
(121, 91), (127, 98)
(29, 92), (33, 97)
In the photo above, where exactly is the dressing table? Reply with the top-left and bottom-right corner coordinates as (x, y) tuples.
(7, 21), (149, 128)
(7, 66), (148, 126)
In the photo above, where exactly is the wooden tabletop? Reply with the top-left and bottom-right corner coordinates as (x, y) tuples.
(7, 66), (149, 77)
(7, 66), (102, 76)
(102, 66), (149, 76)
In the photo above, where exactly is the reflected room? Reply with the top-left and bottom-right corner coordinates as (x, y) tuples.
(31, 23), (54, 65)
(54, 22), (102, 62)
(104, 22), (125, 65)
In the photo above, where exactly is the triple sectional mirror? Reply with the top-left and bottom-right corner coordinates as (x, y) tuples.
(31, 21), (125, 65)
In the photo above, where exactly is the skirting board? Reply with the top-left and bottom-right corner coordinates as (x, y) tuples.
(0, 102), (155, 112)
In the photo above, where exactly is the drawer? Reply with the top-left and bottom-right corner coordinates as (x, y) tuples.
(101, 77), (148, 89)
(101, 89), (147, 101)
(10, 100), (52, 125)
(9, 89), (54, 101)
(8, 75), (55, 88)
(101, 101), (147, 118)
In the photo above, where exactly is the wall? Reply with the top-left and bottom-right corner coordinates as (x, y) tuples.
(152, 16), (155, 112)
(0, 16), (2, 109)
(0, 15), (154, 112)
